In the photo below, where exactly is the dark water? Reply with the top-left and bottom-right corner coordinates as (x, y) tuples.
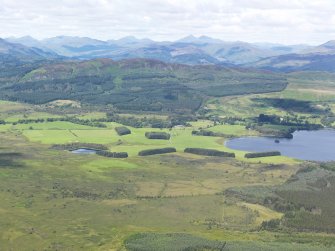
(225, 129), (335, 161)
(71, 148), (97, 154)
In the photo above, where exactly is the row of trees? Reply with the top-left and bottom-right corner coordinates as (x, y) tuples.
(245, 151), (281, 158)
(138, 147), (176, 156)
(115, 126), (131, 136)
(145, 132), (170, 140)
(10, 117), (106, 128)
(106, 113), (195, 128)
(96, 151), (128, 158)
(184, 148), (235, 157)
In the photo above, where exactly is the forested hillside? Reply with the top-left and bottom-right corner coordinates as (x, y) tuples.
(0, 58), (288, 113)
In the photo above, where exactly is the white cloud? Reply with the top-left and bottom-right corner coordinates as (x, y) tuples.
(0, 0), (334, 44)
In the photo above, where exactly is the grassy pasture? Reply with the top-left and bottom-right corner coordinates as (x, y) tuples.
(17, 121), (298, 164)
(0, 100), (29, 113)
(206, 124), (259, 136)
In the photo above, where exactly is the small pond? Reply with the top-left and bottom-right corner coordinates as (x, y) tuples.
(225, 129), (335, 161)
(71, 148), (97, 154)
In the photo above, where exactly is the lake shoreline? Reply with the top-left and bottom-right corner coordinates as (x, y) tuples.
(225, 129), (335, 161)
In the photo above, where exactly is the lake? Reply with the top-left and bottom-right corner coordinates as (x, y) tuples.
(225, 129), (335, 161)
(71, 148), (97, 154)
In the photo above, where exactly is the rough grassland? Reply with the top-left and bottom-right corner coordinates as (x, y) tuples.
(0, 131), (308, 250)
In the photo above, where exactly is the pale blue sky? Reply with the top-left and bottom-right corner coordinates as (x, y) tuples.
(1, 0), (334, 44)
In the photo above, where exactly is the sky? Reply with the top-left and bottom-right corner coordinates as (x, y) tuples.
(0, 0), (335, 45)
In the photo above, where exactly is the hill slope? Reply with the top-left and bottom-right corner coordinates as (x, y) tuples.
(0, 38), (57, 61)
(253, 53), (335, 73)
(0, 58), (288, 113)
(303, 40), (335, 55)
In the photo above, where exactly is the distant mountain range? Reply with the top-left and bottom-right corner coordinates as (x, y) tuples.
(4, 35), (310, 64)
(0, 38), (58, 62)
(252, 40), (335, 72)
(2, 35), (335, 72)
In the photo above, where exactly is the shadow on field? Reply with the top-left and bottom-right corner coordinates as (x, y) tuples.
(0, 152), (25, 168)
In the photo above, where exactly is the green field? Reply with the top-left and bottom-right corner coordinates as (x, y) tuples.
(5, 121), (295, 164)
